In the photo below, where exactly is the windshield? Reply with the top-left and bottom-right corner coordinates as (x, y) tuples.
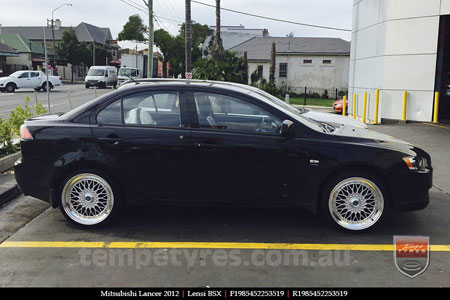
(88, 69), (105, 76)
(119, 68), (138, 77)
(9, 71), (23, 78)
(249, 90), (324, 132)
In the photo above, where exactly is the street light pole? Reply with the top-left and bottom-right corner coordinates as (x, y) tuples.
(51, 3), (72, 70)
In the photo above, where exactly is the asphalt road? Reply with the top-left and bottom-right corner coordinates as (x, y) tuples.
(0, 83), (112, 119)
(0, 107), (450, 286)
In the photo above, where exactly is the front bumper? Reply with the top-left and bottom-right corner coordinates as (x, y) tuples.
(388, 169), (432, 212)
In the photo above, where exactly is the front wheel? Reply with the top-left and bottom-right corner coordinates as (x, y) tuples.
(59, 171), (122, 227)
(321, 171), (386, 231)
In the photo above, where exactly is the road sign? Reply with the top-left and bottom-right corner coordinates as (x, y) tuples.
(185, 72), (192, 79)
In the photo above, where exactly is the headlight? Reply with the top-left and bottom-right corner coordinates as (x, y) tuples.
(403, 156), (428, 171)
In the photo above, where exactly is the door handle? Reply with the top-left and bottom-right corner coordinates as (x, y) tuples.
(99, 137), (122, 145)
(195, 142), (218, 148)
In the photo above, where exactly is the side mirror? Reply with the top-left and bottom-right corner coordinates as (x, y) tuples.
(280, 120), (294, 137)
(105, 72), (108, 77)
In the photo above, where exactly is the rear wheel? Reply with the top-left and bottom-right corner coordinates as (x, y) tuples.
(41, 82), (53, 92)
(321, 171), (386, 231)
(59, 170), (122, 227)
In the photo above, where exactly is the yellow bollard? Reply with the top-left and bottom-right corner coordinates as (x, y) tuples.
(362, 92), (367, 124)
(402, 91), (407, 121)
(374, 89), (380, 125)
(352, 94), (357, 119)
(342, 96), (346, 116)
(433, 92), (440, 123)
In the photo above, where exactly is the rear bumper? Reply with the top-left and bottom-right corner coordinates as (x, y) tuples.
(14, 160), (51, 204)
(388, 169), (432, 212)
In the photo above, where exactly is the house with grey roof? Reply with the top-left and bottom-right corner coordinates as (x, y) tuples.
(0, 42), (19, 75)
(229, 36), (351, 95)
(1, 21), (115, 52)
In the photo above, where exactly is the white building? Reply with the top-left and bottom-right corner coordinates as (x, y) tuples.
(349, 0), (450, 122)
(206, 25), (269, 50)
(230, 37), (350, 96)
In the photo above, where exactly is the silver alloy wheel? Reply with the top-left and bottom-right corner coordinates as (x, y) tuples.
(329, 177), (384, 230)
(61, 173), (114, 225)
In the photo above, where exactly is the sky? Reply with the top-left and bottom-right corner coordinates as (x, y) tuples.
(0, 0), (353, 50)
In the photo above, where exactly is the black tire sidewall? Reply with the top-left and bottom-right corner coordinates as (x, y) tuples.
(6, 84), (15, 93)
(320, 170), (387, 231)
(58, 169), (123, 228)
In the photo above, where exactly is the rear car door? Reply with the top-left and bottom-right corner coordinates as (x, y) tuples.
(91, 88), (193, 203)
(187, 89), (304, 204)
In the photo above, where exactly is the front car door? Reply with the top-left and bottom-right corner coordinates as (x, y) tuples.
(17, 71), (32, 88)
(91, 88), (193, 204)
(186, 89), (304, 204)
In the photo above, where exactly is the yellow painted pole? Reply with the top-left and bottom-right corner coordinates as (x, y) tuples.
(374, 89), (380, 125)
(402, 91), (407, 121)
(433, 92), (440, 123)
(352, 94), (357, 119)
(362, 92), (367, 124)
(342, 96), (346, 116)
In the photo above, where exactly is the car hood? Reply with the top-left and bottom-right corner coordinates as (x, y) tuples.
(0, 76), (12, 82)
(332, 124), (413, 151)
(303, 110), (368, 129)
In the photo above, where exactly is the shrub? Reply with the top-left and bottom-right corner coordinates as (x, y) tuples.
(0, 97), (48, 157)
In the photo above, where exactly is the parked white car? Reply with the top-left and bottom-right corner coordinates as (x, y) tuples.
(85, 66), (118, 89)
(0, 70), (62, 93)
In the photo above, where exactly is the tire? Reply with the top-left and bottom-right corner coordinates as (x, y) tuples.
(34, 87), (41, 92)
(113, 82), (117, 89)
(5, 83), (16, 93)
(58, 169), (123, 227)
(85, 84), (90, 89)
(320, 170), (386, 231)
(41, 82), (53, 92)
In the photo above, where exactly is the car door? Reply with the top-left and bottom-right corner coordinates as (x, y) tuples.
(17, 71), (32, 88)
(91, 88), (194, 203)
(29, 71), (41, 88)
(187, 89), (304, 204)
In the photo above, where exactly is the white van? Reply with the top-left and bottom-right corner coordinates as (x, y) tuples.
(85, 66), (118, 89)
(118, 67), (140, 85)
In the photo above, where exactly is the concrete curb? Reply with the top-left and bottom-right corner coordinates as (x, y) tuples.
(0, 184), (21, 206)
(0, 152), (22, 206)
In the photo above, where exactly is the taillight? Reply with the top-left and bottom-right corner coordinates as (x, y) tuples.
(20, 125), (33, 140)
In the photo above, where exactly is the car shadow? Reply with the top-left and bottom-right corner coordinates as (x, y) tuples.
(61, 204), (433, 245)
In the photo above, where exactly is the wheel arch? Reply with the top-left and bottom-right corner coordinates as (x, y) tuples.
(315, 163), (393, 213)
(50, 160), (126, 208)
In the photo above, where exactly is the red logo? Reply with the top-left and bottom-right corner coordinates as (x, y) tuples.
(394, 236), (429, 278)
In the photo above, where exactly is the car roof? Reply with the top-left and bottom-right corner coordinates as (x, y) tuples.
(118, 78), (259, 95)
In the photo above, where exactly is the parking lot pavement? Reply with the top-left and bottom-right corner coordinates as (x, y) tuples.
(0, 84), (112, 119)
(368, 123), (450, 194)
(1, 122), (450, 287)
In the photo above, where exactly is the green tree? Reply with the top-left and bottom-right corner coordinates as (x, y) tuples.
(193, 51), (246, 83)
(118, 15), (148, 42)
(57, 28), (84, 82)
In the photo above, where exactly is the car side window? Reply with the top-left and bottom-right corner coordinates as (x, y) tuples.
(193, 92), (283, 135)
(30, 72), (39, 78)
(18, 72), (29, 79)
(97, 91), (181, 127)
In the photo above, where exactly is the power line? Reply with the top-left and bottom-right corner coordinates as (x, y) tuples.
(191, 0), (352, 32)
(120, 0), (147, 14)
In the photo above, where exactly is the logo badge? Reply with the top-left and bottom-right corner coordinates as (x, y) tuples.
(394, 236), (429, 278)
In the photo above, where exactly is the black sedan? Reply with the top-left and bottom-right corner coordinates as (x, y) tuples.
(14, 80), (432, 231)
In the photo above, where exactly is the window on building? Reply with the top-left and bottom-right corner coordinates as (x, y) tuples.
(279, 63), (287, 78)
(303, 59), (312, 64)
(257, 65), (263, 78)
(323, 59), (332, 64)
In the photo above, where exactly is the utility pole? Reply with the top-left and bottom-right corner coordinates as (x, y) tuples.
(43, 27), (50, 113)
(185, 0), (192, 77)
(143, 0), (154, 78)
